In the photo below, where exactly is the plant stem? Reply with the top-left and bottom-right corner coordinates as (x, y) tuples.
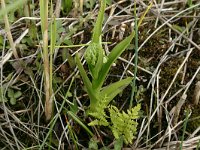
(39, 77), (75, 149)
(1, 0), (19, 59)
(130, 1), (138, 109)
(196, 139), (200, 150)
(180, 109), (190, 150)
(40, 0), (52, 121)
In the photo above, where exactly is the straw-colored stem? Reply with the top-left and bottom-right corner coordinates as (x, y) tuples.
(40, 0), (51, 121)
(80, 0), (83, 14)
(1, 0), (19, 59)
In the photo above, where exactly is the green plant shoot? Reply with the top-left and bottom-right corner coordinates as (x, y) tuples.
(75, 0), (135, 112)
(75, 0), (140, 144)
(7, 88), (22, 105)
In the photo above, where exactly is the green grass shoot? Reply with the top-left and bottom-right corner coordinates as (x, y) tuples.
(75, 0), (135, 112)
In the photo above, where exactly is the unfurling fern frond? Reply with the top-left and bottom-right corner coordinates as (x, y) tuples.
(109, 104), (141, 144)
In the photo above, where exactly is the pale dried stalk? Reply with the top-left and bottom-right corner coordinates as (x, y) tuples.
(80, 0), (83, 14)
(44, 29), (51, 121)
(55, 0), (61, 18)
(40, 0), (51, 121)
(1, 0), (19, 59)
(171, 94), (187, 126)
(193, 81), (200, 105)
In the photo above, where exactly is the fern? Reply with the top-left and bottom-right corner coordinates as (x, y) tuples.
(109, 104), (141, 144)
(88, 96), (109, 126)
(88, 101), (140, 144)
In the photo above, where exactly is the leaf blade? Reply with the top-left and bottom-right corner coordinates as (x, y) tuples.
(93, 32), (135, 90)
(100, 77), (132, 105)
(75, 54), (98, 107)
(92, 0), (106, 43)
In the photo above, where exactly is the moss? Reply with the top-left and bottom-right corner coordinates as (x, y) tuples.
(187, 105), (200, 132)
(159, 58), (184, 97)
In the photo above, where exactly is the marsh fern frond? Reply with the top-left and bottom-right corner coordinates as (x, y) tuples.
(109, 104), (141, 144)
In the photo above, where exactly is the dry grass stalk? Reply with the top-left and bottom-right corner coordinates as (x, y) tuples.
(171, 93), (187, 126)
(1, 0), (19, 59)
(193, 81), (200, 105)
(40, 0), (51, 121)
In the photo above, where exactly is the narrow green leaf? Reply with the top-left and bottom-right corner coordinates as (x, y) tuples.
(106, 0), (112, 5)
(172, 24), (184, 33)
(75, 54), (92, 89)
(75, 54), (98, 106)
(67, 111), (94, 137)
(100, 77), (132, 105)
(130, 1), (138, 109)
(180, 109), (190, 150)
(62, 0), (73, 14)
(197, 139), (200, 149)
(92, 0), (106, 43)
(67, 50), (76, 69)
(50, 16), (57, 95)
(39, 0), (45, 34)
(93, 32), (135, 90)
(187, 0), (193, 7)
(50, 18), (57, 53)
(70, 99), (78, 114)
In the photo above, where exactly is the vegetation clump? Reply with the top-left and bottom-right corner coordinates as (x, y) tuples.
(0, 0), (200, 149)
(75, 0), (140, 144)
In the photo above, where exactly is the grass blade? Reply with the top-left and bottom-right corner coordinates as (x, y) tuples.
(180, 110), (190, 150)
(47, 2), (57, 148)
(130, 1), (138, 109)
(138, 2), (153, 28)
(50, 5), (57, 97)
(67, 111), (94, 137)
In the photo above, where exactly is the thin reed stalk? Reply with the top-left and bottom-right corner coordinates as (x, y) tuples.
(40, 0), (52, 121)
(130, 1), (138, 109)
(1, 0), (19, 59)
